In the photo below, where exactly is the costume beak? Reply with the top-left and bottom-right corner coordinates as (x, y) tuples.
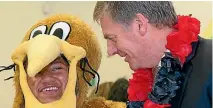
(11, 34), (86, 78)
(27, 35), (62, 77)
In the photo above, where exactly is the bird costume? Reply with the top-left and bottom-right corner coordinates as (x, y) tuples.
(0, 14), (126, 108)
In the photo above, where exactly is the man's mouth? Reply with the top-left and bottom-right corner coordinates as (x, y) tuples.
(124, 57), (128, 62)
(120, 56), (128, 62)
(124, 55), (128, 62)
(119, 54), (128, 61)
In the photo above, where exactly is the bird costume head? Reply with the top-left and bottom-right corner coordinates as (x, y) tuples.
(1, 14), (102, 108)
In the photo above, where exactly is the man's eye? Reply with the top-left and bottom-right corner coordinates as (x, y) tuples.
(108, 38), (116, 42)
(112, 39), (117, 42)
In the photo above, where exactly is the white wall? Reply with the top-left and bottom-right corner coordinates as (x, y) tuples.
(0, 1), (211, 108)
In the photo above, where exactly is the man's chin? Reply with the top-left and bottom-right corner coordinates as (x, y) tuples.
(130, 66), (138, 71)
(128, 63), (138, 71)
(128, 62), (143, 71)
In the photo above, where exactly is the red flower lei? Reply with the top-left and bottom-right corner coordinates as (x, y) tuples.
(127, 15), (200, 108)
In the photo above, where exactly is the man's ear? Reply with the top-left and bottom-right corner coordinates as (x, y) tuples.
(135, 13), (148, 36)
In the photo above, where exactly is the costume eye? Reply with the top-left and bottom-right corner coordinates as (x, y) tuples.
(49, 22), (71, 40)
(29, 25), (47, 39)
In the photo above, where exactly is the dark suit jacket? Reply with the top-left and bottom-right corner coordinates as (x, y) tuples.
(171, 37), (212, 108)
(196, 73), (212, 108)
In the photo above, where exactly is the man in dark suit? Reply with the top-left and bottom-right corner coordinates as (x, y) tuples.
(93, 1), (212, 108)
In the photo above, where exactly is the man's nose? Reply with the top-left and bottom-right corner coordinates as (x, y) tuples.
(107, 40), (117, 56)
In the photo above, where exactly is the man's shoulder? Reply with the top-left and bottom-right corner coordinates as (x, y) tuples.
(191, 36), (212, 75)
(178, 36), (212, 108)
(198, 36), (212, 48)
(192, 36), (212, 63)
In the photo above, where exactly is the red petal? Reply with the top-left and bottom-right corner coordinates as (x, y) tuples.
(144, 100), (171, 108)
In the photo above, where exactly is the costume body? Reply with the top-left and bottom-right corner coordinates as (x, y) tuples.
(172, 37), (212, 108)
(5, 14), (126, 108)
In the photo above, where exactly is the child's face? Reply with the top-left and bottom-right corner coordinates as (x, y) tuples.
(26, 56), (69, 103)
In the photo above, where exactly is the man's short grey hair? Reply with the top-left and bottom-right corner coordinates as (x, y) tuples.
(93, 1), (177, 28)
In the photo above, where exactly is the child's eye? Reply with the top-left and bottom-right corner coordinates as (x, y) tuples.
(52, 67), (62, 72)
